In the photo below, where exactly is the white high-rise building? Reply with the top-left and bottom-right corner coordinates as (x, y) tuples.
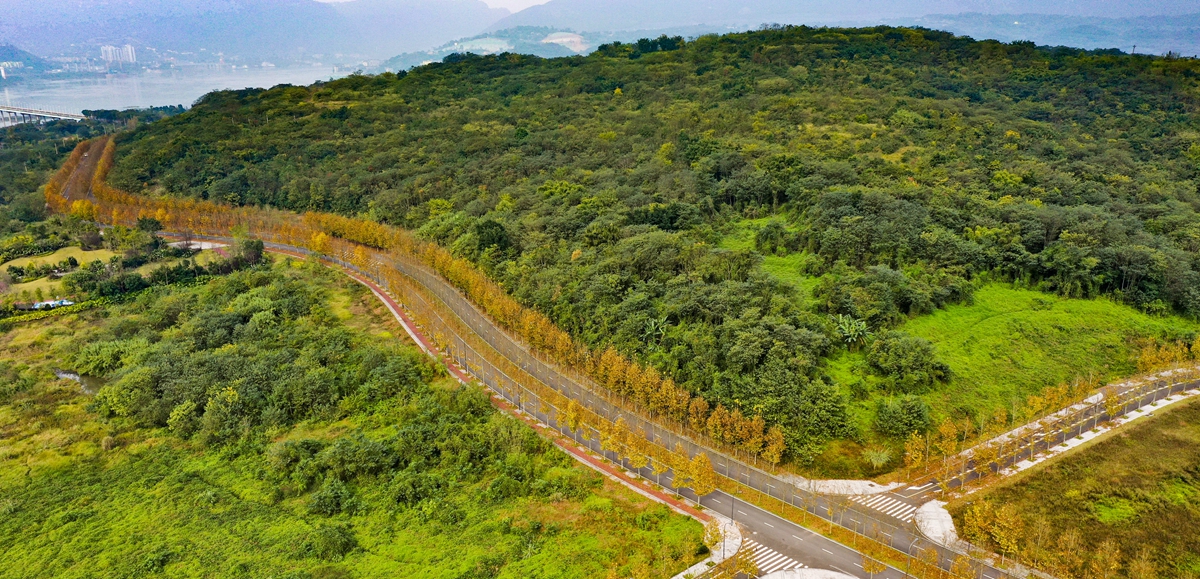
(100, 45), (136, 64)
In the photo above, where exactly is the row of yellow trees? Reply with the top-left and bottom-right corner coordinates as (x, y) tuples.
(42, 139), (732, 496)
(300, 196), (788, 464)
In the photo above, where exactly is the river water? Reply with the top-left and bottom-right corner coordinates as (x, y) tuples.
(0, 66), (347, 115)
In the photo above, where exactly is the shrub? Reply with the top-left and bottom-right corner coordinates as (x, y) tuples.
(301, 524), (358, 561)
(867, 331), (951, 393)
(875, 395), (932, 437)
(309, 478), (355, 516)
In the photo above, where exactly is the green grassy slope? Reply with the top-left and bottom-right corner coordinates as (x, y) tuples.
(904, 284), (1199, 418)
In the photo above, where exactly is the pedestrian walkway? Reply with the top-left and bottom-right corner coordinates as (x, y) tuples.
(744, 538), (806, 574)
(850, 494), (917, 522)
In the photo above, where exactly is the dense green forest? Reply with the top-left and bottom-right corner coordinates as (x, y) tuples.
(0, 260), (704, 578)
(107, 26), (1200, 472)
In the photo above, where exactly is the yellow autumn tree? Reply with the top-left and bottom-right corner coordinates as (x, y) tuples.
(904, 431), (926, 470)
(689, 452), (717, 496)
(762, 426), (786, 465)
(688, 396), (710, 431)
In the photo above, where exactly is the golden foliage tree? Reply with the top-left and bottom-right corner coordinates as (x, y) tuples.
(863, 555), (887, 578)
(689, 452), (717, 497)
(762, 426), (785, 465)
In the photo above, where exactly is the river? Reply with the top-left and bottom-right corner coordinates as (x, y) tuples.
(0, 66), (348, 115)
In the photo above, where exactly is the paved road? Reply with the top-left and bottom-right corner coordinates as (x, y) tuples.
(140, 232), (1010, 579)
(61, 137), (105, 202)
(375, 252), (1010, 579)
(62, 138), (1200, 578)
(856, 372), (1200, 528)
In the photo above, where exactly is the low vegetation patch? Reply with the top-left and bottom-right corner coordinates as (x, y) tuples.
(949, 396), (1200, 577)
(0, 260), (704, 578)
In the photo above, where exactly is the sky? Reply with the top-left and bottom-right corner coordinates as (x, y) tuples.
(480, 0), (550, 10)
(315, 0), (552, 12)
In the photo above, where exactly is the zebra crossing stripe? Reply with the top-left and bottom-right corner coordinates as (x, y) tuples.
(851, 494), (918, 522)
(744, 539), (805, 574)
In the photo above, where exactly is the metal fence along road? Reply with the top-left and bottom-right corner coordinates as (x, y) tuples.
(167, 231), (1018, 579)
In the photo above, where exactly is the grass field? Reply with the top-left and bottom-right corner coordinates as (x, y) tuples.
(129, 249), (221, 276)
(2, 246), (118, 269)
(948, 395), (1200, 577)
(2, 247), (120, 298)
(726, 215), (1200, 477)
(1, 248), (223, 298)
(719, 217), (820, 305)
(0, 261), (704, 578)
(902, 284), (1199, 421)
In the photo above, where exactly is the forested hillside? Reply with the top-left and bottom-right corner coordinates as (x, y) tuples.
(108, 26), (1200, 473)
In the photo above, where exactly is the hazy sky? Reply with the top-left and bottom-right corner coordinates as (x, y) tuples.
(481, 0), (551, 10)
(316, 0), (552, 12)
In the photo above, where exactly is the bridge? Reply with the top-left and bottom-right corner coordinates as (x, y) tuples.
(0, 105), (86, 128)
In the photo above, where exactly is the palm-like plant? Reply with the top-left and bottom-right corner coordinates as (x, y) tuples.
(834, 314), (870, 349)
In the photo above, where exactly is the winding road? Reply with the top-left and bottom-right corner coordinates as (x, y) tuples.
(60, 146), (1199, 578)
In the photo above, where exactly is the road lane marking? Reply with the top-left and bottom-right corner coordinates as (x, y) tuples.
(744, 539), (804, 574)
(851, 494), (917, 522)
(822, 548), (833, 554)
(763, 522), (774, 528)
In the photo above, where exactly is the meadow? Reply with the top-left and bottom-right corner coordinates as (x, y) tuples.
(903, 284), (1199, 420)
(723, 217), (1200, 477)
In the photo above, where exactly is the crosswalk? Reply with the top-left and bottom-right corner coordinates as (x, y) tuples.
(743, 538), (806, 575)
(850, 494), (918, 522)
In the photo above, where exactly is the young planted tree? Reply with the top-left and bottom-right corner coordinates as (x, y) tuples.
(961, 501), (994, 547)
(950, 555), (974, 579)
(762, 426), (785, 466)
(990, 503), (1024, 562)
(1127, 547), (1157, 579)
(703, 518), (725, 558)
(689, 452), (717, 497)
(734, 544), (760, 578)
(904, 431), (926, 471)
(935, 418), (959, 462)
(1087, 540), (1122, 579)
(863, 555), (888, 578)
(1055, 529), (1084, 578)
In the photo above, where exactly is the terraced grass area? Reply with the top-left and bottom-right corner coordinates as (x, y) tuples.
(949, 395), (1200, 577)
(2, 247), (120, 298)
(129, 249), (221, 276)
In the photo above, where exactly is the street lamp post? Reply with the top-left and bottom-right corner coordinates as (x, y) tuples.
(905, 537), (920, 578)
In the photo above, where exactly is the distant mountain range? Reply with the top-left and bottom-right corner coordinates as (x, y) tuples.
(0, 45), (50, 74)
(898, 12), (1200, 56)
(1, 0), (1197, 70)
(485, 0), (1200, 33)
(379, 25), (731, 71)
(0, 0), (509, 62)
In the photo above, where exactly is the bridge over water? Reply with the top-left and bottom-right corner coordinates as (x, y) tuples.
(0, 105), (86, 128)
